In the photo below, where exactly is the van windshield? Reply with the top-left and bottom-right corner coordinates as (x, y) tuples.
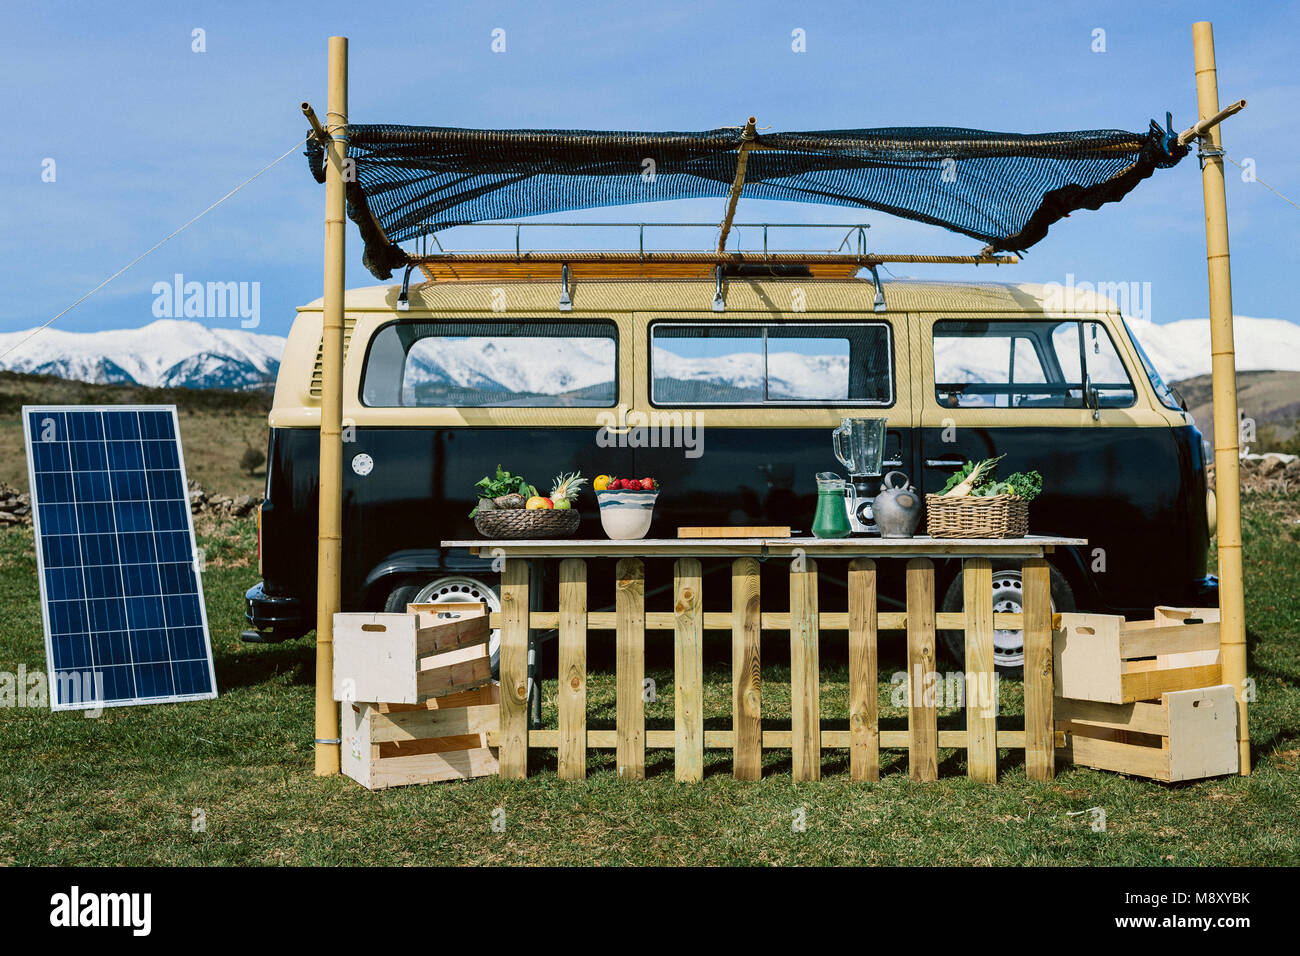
(361, 320), (618, 407)
(1121, 317), (1185, 411)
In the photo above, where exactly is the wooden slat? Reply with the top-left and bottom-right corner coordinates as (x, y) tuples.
(1119, 664), (1222, 704)
(370, 747), (500, 789)
(731, 557), (762, 781)
(414, 648), (493, 699)
(1119, 621), (1221, 659)
(1022, 558), (1055, 781)
(412, 614), (490, 657)
(962, 558), (997, 783)
(376, 733), (483, 760)
(906, 558), (938, 782)
(790, 558), (821, 782)
(558, 558), (587, 780)
(1056, 734), (1171, 782)
(616, 558), (645, 780)
(379, 683), (499, 713)
(674, 558), (704, 782)
(370, 704), (499, 743)
(847, 558), (879, 782)
(527, 728), (1029, 749)
(498, 559), (530, 780)
(1054, 696), (1171, 737)
(678, 525), (792, 538)
(488, 609), (1026, 631)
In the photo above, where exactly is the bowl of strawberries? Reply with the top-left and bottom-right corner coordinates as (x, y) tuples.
(593, 475), (659, 540)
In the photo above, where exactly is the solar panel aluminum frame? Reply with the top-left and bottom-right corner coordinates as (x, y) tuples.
(23, 405), (219, 711)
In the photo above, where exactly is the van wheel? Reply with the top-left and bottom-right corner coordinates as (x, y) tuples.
(384, 575), (501, 676)
(938, 562), (1074, 673)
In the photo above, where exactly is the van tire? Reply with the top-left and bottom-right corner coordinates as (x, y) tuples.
(382, 584), (422, 614)
(938, 561), (1075, 674)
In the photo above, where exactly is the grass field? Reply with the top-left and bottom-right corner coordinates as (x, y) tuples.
(0, 497), (1297, 866)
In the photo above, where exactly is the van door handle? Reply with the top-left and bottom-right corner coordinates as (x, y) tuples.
(925, 458), (964, 469)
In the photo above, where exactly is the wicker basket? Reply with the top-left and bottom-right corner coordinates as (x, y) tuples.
(925, 494), (1028, 538)
(473, 507), (580, 539)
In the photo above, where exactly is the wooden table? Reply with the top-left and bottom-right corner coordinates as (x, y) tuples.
(442, 535), (1085, 783)
(448, 535), (1082, 559)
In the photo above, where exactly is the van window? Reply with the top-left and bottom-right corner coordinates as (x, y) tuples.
(933, 320), (1135, 409)
(650, 322), (893, 406)
(361, 320), (617, 407)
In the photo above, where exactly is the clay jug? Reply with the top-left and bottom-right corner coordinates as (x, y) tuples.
(873, 471), (923, 538)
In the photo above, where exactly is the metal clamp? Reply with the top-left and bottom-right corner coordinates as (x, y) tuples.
(559, 263), (573, 311)
(396, 263), (414, 310)
(712, 265), (726, 312)
(869, 265), (887, 312)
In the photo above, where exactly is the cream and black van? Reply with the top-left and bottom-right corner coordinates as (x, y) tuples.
(243, 276), (1216, 669)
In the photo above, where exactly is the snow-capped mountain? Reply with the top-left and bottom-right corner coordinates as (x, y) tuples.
(1, 313), (1297, 394)
(405, 336), (615, 395)
(1125, 316), (1300, 382)
(0, 320), (284, 389)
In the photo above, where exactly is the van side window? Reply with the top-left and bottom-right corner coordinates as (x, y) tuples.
(650, 322), (893, 406)
(361, 320), (618, 407)
(933, 320), (1135, 409)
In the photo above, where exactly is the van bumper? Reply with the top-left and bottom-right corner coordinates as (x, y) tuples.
(242, 581), (311, 643)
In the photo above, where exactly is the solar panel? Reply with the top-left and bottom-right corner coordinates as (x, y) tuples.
(23, 405), (218, 711)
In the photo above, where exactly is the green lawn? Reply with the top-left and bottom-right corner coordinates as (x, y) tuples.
(1, 498), (1297, 866)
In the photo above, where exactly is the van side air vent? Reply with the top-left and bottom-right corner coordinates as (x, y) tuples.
(309, 317), (357, 400)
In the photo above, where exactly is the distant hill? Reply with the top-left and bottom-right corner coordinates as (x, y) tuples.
(1171, 370), (1300, 449)
(0, 370), (271, 497)
(0, 319), (283, 390)
(1126, 316), (1300, 382)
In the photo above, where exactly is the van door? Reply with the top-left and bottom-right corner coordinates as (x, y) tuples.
(916, 312), (1191, 614)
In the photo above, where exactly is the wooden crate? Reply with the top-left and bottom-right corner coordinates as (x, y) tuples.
(1053, 606), (1220, 704)
(1055, 684), (1238, 782)
(341, 684), (500, 790)
(333, 606), (491, 704)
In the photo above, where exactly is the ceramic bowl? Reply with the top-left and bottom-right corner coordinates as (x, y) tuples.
(596, 490), (658, 539)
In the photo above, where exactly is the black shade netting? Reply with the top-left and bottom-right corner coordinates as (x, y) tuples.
(305, 121), (1186, 279)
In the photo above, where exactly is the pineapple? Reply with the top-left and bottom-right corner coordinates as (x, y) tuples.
(549, 472), (587, 511)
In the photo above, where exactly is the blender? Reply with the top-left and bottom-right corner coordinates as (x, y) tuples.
(831, 417), (886, 534)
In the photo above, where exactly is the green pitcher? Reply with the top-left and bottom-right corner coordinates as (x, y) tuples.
(812, 472), (855, 538)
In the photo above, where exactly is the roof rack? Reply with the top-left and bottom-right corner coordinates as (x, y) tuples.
(404, 221), (1018, 282)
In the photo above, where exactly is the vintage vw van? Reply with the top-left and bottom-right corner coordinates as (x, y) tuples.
(243, 276), (1216, 668)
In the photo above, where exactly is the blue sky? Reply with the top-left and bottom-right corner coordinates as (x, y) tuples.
(2, 0), (1297, 340)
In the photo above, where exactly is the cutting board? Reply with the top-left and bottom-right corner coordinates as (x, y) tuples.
(677, 526), (792, 538)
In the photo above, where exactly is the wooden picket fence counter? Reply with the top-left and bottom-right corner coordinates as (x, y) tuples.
(443, 536), (1085, 783)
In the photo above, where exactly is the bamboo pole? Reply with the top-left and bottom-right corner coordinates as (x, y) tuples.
(1193, 21), (1249, 774)
(314, 36), (348, 776)
(717, 117), (758, 252)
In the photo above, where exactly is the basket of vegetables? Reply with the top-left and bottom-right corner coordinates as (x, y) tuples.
(470, 466), (585, 539)
(925, 456), (1041, 538)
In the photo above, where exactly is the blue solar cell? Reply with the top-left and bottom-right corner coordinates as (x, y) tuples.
(24, 406), (217, 710)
